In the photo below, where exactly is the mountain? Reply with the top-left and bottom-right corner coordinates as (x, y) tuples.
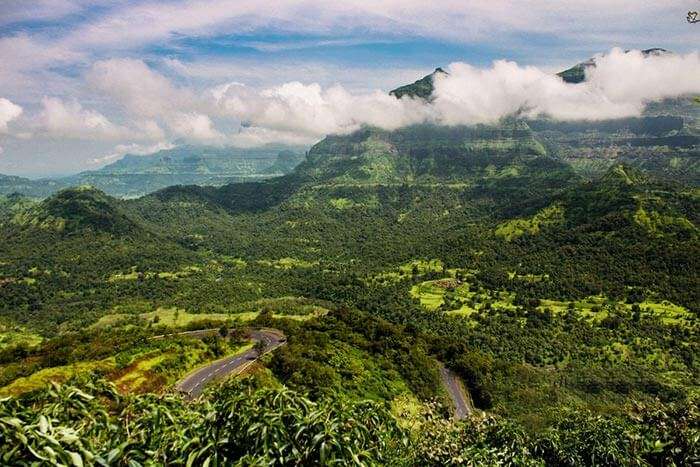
(389, 67), (447, 100)
(0, 174), (65, 198)
(0, 145), (306, 199)
(557, 48), (670, 83)
(7, 186), (144, 235)
(264, 149), (307, 175)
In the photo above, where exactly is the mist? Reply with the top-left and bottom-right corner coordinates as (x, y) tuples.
(432, 48), (700, 124)
(209, 48), (700, 142)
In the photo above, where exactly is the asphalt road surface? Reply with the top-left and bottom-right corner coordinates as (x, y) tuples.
(175, 329), (286, 398)
(439, 364), (472, 420)
(171, 327), (471, 419)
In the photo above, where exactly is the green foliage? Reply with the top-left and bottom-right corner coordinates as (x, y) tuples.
(2, 379), (697, 465)
(495, 204), (564, 241)
(0, 115), (698, 464)
(389, 68), (446, 100)
(0, 378), (407, 465)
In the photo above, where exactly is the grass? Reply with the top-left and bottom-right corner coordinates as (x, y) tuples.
(537, 296), (695, 326)
(399, 259), (444, 275)
(391, 394), (426, 430)
(508, 272), (549, 282)
(0, 325), (43, 350)
(93, 304), (325, 330)
(329, 198), (355, 209)
(113, 352), (170, 393)
(373, 259), (445, 284)
(411, 279), (515, 317)
(411, 275), (695, 329)
(257, 258), (319, 269)
(108, 265), (202, 282)
(92, 307), (256, 329)
(495, 204), (564, 241)
(0, 359), (115, 396)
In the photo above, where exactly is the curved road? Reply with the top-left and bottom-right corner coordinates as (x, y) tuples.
(175, 329), (286, 398)
(167, 327), (471, 419)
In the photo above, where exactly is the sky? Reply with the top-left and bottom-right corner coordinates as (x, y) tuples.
(0, 0), (698, 177)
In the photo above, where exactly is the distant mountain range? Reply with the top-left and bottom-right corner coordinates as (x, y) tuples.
(2, 48), (697, 199)
(0, 145), (305, 198)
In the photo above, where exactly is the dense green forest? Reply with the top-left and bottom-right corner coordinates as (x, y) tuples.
(0, 103), (698, 464)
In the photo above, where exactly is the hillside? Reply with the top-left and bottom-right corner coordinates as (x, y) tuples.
(389, 67), (447, 100)
(1, 122), (698, 465)
(556, 47), (670, 83)
(0, 145), (305, 199)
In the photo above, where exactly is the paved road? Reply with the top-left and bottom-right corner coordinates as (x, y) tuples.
(175, 329), (286, 398)
(439, 364), (472, 420)
(168, 327), (472, 419)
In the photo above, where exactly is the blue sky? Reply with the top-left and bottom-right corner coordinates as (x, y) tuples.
(0, 0), (697, 176)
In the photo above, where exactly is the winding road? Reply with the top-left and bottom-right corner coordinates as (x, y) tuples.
(174, 329), (286, 398)
(168, 327), (472, 419)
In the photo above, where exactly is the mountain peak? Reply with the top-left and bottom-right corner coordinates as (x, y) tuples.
(600, 164), (649, 186)
(558, 48), (671, 83)
(13, 186), (143, 234)
(389, 67), (448, 100)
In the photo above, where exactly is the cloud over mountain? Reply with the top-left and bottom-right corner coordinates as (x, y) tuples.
(433, 49), (700, 123)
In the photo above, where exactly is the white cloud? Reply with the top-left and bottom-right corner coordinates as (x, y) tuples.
(37, 97), (138, 141)
(169, 112), (223, 142)
(213, 81), (430, 138)
(432, 49), (700, 123)
(0, 98), (23, 133)
(77, 49), (700, 147)
(89, 141), (176, 166)
(88, 58), (199, 118)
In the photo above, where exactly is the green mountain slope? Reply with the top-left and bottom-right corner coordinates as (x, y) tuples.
(389, 67), (447, 100)
(9, 187), (144, 235)
(557, 48), (670, 83)
(0, 145), (305, 199)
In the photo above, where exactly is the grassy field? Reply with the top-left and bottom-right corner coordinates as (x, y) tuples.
(495, 204), (564, 241)
(373, 259), (445, 283)
(411, 278), (515, 317)
(0, 324), (43, 350)
(93, 304), (326, 330)
(112, 340), (254, 394)
(257, 257), (319, 269)
(108, 265), (202, 282)
(411, 276), (696, 328)
(0, 359), (116, 396)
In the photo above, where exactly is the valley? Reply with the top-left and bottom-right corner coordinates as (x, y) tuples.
(0, 58), (698, 464)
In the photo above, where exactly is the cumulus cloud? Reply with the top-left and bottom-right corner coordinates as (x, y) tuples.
(79, 49), (700, 148)
(37, 97), (153, 141)
(88, 59), (221, 143)
(88, 59), (199, 118)
(89, 141), (176, 166)
(213, 81), (429, 139)
(169, 113), (224, 142)
(207, 49), (700, 139)
(432, 49), (700, 123)
(0, 98), (23, 133)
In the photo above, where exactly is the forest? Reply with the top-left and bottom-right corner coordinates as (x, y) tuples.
(0, 113), (698, 465)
